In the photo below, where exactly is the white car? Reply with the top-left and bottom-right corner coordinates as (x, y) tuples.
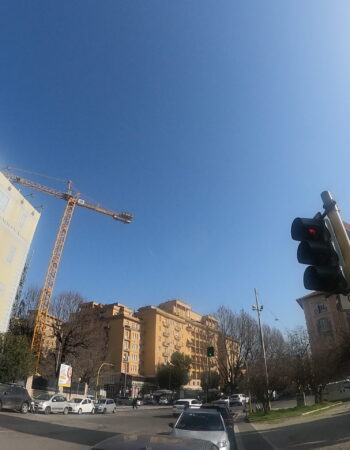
(172, 399), (202, 416)
(170, 409), (230, 450)
(68, 397), (95, 414)
(34, 393), (70, 415)
(95, 398), (117, 414)
(229, 393), (247, 405)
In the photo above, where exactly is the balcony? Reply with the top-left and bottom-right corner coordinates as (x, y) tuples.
(163, 331), (170, 337)
(163, 352), (169, 357)
(175, 325), (181, 331)
(163, 322), (169, 327)
(174, 335), (180, 340)
(175, 344), (181, 350)
(163, 341), (170, 347)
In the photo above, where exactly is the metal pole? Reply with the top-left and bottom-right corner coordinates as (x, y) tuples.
(321, 191), (350, 286)
(253, 289), (270, 410)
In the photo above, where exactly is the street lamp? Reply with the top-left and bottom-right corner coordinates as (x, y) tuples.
(252, 288), (270, 411)
(96, 363), (114, 400)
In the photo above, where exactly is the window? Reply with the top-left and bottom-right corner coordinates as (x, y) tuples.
(124, 331), (130, 339)
(124, 342), (129, 350)
(6, 245), (16, 263)
(0, 189), (9, 212)
(317, 318), (332, 333)
(314, 303), (327, 314)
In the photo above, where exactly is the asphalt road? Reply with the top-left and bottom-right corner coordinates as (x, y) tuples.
(0, 406), (174, 450)
(235, 401), (350, 450)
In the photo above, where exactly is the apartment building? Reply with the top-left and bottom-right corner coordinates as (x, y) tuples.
(297, 291), (350, 355)
(0, 171), (41, 332)
(137, 299), (231, 389)
(76, 301), (142, 396)
(70, 298), (236, 393)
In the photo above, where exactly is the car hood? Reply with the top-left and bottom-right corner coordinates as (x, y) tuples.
(172, 428), (228, 445)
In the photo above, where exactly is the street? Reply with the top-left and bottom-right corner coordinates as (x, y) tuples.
(0, 406), (174, 450)
(235, 401), (350, 450)
(1, 402), (350, 450)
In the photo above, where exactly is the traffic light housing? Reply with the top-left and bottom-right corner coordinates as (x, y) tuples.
(291, 217), (347, 293)
(207, 346), (214, 357)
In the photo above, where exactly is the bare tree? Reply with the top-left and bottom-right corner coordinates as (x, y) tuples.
(215, 307), (260, 393)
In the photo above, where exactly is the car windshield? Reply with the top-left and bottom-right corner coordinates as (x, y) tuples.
(97, 400), (106, 404)
(175, 401), (189, 406)
(35, 394), (51, 401)
(70, 398), (83, 403)
(176, 413), (224, 431)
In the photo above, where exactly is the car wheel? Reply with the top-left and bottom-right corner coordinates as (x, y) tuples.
(103, 408), (107, 414)
(63, 407), (69, 415)
(78, 408), (82, 415)
(20, 402), (29, 414)
(44, 406), (51, 415)
(91, 408), (95, 415)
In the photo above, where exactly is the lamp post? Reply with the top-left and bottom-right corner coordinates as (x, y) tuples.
(96, 363), (114, 400)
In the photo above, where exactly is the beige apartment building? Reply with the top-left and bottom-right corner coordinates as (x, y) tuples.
(0, 171), (41, 332)
(297, 291), (350, 355)
(69, 298), (237, 394)
(137, 299), (224, 389)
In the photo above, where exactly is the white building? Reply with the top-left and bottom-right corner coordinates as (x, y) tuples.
(0, 172), (40, 332)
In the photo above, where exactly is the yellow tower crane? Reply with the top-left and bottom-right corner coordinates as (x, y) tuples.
(2, 168), (132, 372)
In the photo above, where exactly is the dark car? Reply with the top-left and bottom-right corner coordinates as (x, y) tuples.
(0, 384), (32, 414)
(115, 396), (132, 405)
(201, 403), (234, 429)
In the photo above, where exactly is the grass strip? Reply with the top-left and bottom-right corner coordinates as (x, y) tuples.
(248, 401), (338, 422)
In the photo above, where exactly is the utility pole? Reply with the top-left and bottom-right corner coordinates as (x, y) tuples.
(252, 288), (270, 411)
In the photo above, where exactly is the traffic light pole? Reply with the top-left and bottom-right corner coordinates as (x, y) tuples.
(321, 191), (350, 289)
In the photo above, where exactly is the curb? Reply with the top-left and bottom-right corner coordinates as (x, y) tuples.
(301, 402), (342, 415)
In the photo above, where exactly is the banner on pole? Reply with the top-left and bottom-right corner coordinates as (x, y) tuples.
(58, 363), (72, 387)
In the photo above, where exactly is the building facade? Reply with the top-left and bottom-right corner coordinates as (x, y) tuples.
(297, 291), (350, 355)
(73, 298), (237, 394)
(0, 172), (40, 332)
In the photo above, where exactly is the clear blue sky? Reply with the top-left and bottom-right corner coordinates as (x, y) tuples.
(1, 1), (350, 333)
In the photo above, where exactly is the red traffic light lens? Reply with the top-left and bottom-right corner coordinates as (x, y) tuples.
(308, 228), (317, 236)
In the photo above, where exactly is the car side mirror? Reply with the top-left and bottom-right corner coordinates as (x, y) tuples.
(168, 423), (174, 428)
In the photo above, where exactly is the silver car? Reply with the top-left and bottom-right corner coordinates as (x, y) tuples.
(170, 409), (230, 450)
(34, 393), (70, 415)
(95, 398), (117, 414)
(172, 399), (202, 416)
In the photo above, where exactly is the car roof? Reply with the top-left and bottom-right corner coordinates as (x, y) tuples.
(175, 398), (198, 402)
(91, 434), (217, 449)
(181, 408), (220, 415)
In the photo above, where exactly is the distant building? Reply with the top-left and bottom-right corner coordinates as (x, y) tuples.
(0, 172), (40, 332)
(297, 291), (350, 354)
(70, 298), (238, 395)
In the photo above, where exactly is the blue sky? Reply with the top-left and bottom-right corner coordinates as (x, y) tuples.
(1, 1), (350, 333)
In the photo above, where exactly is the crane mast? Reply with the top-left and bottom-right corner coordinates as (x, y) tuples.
(2, 169), (132, 373)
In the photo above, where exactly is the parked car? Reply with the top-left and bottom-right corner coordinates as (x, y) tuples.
(201, 403), (234, 429)
(159, 396), (169, 405)
(115, 396), (132, 405)
(34, 393), (70, 414)
(0, 383), (32, 414)
(170, 409), (230, 450)
(68, 397), (95, 414)
(172, 399), (202, 417)
(136, 398), (143, 406)
(95, 398), (117, 414)
(229, 394), (247, 406)
(91, 434), (220, 449)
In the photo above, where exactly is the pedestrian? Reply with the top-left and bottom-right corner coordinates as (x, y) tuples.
(132, 397), (138, 409)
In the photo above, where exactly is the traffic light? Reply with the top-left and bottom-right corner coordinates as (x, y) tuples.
(291, 216), (347, 293)
(207, 346), (214, 357)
